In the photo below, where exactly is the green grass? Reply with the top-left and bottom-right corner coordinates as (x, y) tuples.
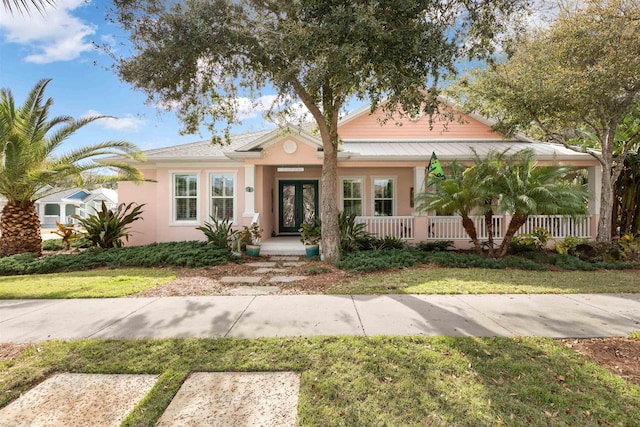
(335, 267), (640, 294)
(0, 268), (176, 298)
(1, 337), (637, 426)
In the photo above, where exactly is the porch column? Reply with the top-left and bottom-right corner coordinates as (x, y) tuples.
(587, 165), (602, 239)
(243, 164), (256, 218)
(59, 203), (66, 224)
(413, 166), (426, 215)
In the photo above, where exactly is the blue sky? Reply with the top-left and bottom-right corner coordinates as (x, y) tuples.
(0, 0), (283, 154)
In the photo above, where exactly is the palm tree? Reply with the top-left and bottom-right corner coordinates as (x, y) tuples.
(416, 161), (488, 253)
(2, 0), (54, 15)
(494, 149), (589, 258)
(0, 79), (145, 257)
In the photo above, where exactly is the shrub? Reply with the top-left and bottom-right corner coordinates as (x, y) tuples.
(339, 211), (373, 253)
(299, 218), (322, 245)
(549, 253), (637, 271)
(42, 239), (64, 251)
(554, 236), (589, 255)
(415, 240), (454, 252)
(511, 228), (551, 253)
(52, 221), (79, 250)
(0, 241), (234, 275)
(618, 234), (640, 262)
(74, 201), (145, 248)
(196, 217), (239, 250)
(370, 236), (407, 250)
(336, 249), (422, 273)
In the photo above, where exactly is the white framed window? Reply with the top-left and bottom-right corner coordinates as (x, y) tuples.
(172, 172), (199, 224)
(209, 172), (237, 223)
(372, 177), (395, 216)
(341, 177), (364, 216)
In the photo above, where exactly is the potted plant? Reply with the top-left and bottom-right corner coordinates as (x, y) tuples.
(240, 222), (262, 257)
(299, 217), (321, 258)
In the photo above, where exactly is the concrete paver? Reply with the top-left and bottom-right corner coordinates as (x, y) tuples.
(0, 373), (157, 427)
(219, 276), (261, 284)
(92, 296), (254, 339)
(269, 256), (301, 261)
(156, 372), (300, 427)
(283, 261), (307, 267)
(229, 295), (364, 338)
(245, 262), (277, 267)
(254, 267), (288, 274)
(269, 276), (308, 283)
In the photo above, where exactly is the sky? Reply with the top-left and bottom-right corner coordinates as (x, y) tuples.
(0, 1), (553, 155)
(0, 0), (283, 154)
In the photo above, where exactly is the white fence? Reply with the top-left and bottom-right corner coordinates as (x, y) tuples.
(428, 216), (504, 240)
(357, 214), (592, 241)
(516, 215), (590, 238)
(356, 216), (415, 239)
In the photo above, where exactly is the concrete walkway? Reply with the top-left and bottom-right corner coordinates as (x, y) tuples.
(2, 293), (639, 343)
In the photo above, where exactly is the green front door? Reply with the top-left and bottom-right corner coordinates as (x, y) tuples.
(279, 180), (319, 233)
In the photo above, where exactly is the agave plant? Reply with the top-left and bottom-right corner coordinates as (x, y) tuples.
(196, 217), (239, 250)
(73, 201), (145, 248)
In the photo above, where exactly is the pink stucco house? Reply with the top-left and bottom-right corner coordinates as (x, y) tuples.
(117, 100), (602, 251)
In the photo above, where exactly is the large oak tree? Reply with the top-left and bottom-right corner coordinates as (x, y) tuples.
(110, 0), (528, 261)
(452, 0), (640, 243)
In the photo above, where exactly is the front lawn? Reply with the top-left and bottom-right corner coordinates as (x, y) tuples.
(0, 269), (176, 298)
(336, 267), (640, 295)
(1, 337), (638, 426)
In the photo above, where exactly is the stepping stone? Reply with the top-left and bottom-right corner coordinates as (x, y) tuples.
(220, 276), (261, 284)
(283, 262), (307, 267)
(254, 267), (287, 274)
(156, 372), (300, 427)
(269, 276), (308, 283)
(269, 256), (300, 261)
(245, 262), (277, 267)
(0, 373), (157, 427)
(224, 286), (280, 296)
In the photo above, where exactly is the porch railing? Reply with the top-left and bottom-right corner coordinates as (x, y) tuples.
(517, 215), (590, 239)
(428, 215), (504, 240)
(356, 216), (415, 239)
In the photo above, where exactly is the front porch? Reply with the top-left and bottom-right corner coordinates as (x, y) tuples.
(255, 214), (592, 256)
(355, 214), (593, 245)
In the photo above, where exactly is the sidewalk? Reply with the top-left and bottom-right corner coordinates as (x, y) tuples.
(2, 293), (639, 343)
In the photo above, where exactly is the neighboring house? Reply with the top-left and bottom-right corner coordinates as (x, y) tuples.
(116, 100), (602, 248)
(0, 188), (118, 228)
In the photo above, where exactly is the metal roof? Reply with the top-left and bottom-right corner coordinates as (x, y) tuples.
(340, 140), (595, 161)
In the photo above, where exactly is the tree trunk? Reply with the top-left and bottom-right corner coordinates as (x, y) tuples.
(0, 201), (42, 257)
(597, 165), (616, 243)
(321, 137), (341, 262)
(461, 215), (482, 254)
(484, 209), (495, 258)
(497, 212), (528, 259)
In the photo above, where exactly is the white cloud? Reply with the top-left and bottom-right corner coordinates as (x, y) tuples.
(83, 110), (146, 132)
(233, 95), (280, 120)
(0, 0), (95, 63)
